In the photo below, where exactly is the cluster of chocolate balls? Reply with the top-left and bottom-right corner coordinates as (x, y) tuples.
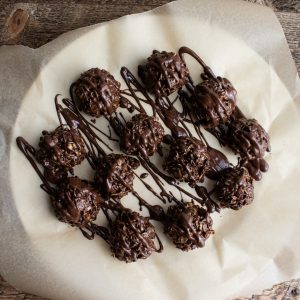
(20, 46), (270, 262)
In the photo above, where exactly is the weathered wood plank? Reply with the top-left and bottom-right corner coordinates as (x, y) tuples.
(0, 0), (299, 299)
(276, 11), (300, 74)
(0, 0), (298, 72)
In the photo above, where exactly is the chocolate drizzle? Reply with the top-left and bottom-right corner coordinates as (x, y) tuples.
(178, 46), (270, 181)
(164, 201), (214, 251)
(118, 67), (219, 213)
(120, 113), (165, 157)
(16, 45), (271, 261)
(164, 136), (209, 187)
(215, 166), (254, 210)
(36, 125), (86, 183)
(51, 176), (102, 227)
(94, 154), (136, 199)
(138, 50), (189, 97)
(106, 209), (163, 263)
(72, 68), (121, 117)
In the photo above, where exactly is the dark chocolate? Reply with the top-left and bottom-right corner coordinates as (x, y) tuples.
(227, 116), (270, 160)
(215, 166), (254, 210)
(51, 176), (102, 226)
(164, 201), (214, 251)
(138, 50), (189, 97)
(16, 46), (273, 262)
(73, 68), (121, 117)
(94, 154), (135, 199)
(164, 136), (209, 187)
(206, 147), (230, 180)
(120, 113), (164, 157)
(36, 125), (86, 183)
(193, 76), (237, 128)
(109, 209), (162, 262)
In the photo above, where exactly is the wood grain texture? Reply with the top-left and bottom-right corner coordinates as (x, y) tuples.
(0, 0), (299, 299)
(276, 11), (300, 74)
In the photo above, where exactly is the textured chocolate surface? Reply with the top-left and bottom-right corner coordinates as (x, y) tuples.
(16, 45), (271, 266)
(51, 177), (102, 226)
(138, 50), (189, 97)
(164, 136), (209, 187)
(164, 202), (214, 251)
(120, 113), (164, 157)
(193, 76), (237, 128)
(94, 154), (134, 199)
(36, 125), (86, 183)
(109, 209), (159, 262)
(227, 117), (270, 160)
(216, 166), (254, 210)
(73, 68), (121, 117)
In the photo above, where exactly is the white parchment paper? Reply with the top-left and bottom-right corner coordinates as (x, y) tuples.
(0, 0), (300, 299)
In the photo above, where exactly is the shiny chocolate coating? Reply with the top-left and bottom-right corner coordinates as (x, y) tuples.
(227, 117), (270, 160)
(36, 125), (86, 183)
(120, 113), (164, 157)
(216, 166), (254, 210)
(109, 209), (159, 262)
(94, 154), (134, 199)
(138, 50), (189, 97)
(164, 136), (209, 187)
(193, 76), (237, 128)
(51, 177), (102, 226)
(74, 68), (121, 117)
(164, 201), (214, 251)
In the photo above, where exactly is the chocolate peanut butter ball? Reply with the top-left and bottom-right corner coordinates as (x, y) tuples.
(216, 166), (254, 210)
(193, 76), (237, 128)
(94, 154), (135, 199)
(164, 202), (214, 251)
(164, 136), (209, 187)
(109, 209), (159, 262)
(51, 177), (102, 226)
(227, 117), (270, 160)
(73, 68), (121, 117)
(36, 126), (86, 183)
(138, 50), (189, 97)
(120, 113), (164, 157)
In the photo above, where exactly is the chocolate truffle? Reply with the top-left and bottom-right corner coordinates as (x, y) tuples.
(216, 166), (254, 210)
(36, 125), (86, 183)
(164, 201), (214, 251)
(121, 113), (164, 157)
(164, 136), (209, 187)
(138, 50), (189, 97)
(94, 154), (135, 199)
(193, 76), (237, 128)
(51, 177), (102, 226)
(227, 117), (270, 160)
(73, 68), (121, 117)
(109, 209), (159, 262)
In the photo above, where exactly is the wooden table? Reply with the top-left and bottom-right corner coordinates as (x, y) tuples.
(0, 1), (299, 299)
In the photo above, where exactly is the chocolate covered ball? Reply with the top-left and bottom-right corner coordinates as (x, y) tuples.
(164, 202), (214, 251)
(73, 68), (121, 117)
(120, 113), (164, 157)
(193, 76), (237, 128)
(109, 209), (159, 262)
(164, 136), (209, 187)
(36, 126), (86, 183)
(227, 117), (270, 160)
(94, 154), (135, 199)
(138, 50), (189, 97)
(216, 166), (254, 210)
(51, 177), (102, 226)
